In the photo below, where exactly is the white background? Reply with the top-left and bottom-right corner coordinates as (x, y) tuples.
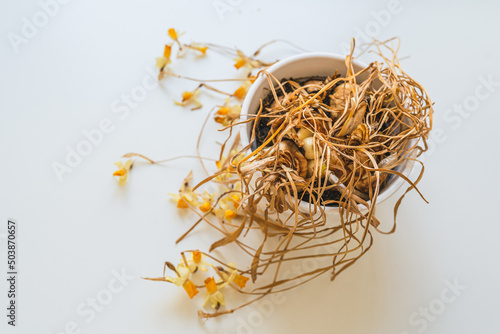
(1, 0), (500, 333)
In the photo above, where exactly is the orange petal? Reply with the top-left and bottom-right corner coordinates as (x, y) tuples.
(217, 107), (229, 116)
(229, 195), (240, 206)
(233, 274), (249, 288)
(197, 46), (208, 55)
(177, 198), (189, 209)
(113, 169), (125, 176)
(234, 58), (246, 69)
(182, 280), (199, 299)
(214, 116), (226, 125)
(168, 28), (178, 40)
(233, 86), (247, 99)
(163, 44), (172, 59)
(182, 91), (194, 102)
(199, 202), (211, 213)
(204, 277), (217, 294)
(225, 210), (237, 219)
(192, 251), (202, 263)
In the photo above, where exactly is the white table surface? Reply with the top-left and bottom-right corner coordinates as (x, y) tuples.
(1, 0), (500, 333)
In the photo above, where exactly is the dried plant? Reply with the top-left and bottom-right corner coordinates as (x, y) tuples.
(113, 34), (433, 319)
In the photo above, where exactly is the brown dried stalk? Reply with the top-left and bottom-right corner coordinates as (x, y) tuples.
(148, 38), (433, 318)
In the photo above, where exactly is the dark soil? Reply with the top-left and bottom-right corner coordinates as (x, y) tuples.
(298, 179), (342, 207)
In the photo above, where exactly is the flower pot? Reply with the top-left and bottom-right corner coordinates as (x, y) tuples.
(239, 52), (417, 214)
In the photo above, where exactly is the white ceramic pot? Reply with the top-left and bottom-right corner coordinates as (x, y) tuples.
(239, 53), (417, 213)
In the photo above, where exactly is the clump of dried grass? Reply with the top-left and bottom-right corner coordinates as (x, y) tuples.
(185, 39), (433, 318)
(131, 38), (433, 318)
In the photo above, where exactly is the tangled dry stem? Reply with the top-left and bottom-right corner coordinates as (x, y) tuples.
(165, 39), (433, 318)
